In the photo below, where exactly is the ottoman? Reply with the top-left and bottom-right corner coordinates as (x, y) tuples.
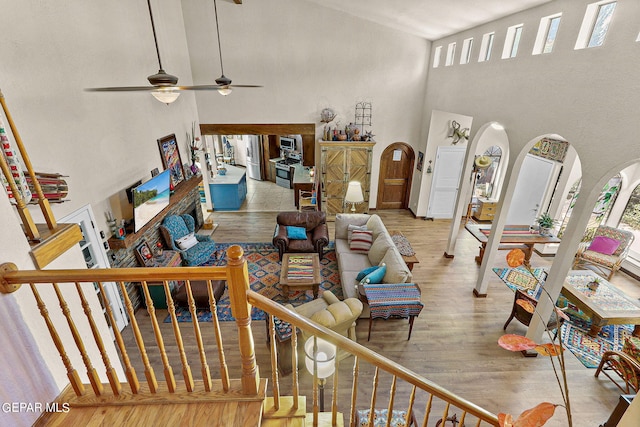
(172, 280), (226, 309)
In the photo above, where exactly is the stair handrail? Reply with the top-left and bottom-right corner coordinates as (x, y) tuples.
(247, 290), (500, 425)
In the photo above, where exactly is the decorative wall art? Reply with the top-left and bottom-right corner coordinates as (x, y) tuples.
(529, 137), (569, 163)
(417, 151), (424, 171)
(134, 239), (154, 266)
(157, 134), (184, 187)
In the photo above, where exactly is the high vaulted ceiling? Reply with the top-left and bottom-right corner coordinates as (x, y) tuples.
(301, 0), (553, 41)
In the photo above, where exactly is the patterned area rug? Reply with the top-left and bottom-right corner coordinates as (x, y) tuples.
(164, 242), (341, 323)
(493, 267), (633, 368)
(561, 316), (634, 368)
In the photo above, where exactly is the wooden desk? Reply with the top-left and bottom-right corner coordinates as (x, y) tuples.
(562, 270), (640, 337)
(280, 253), (321, 302)
(465, 224), (560, 267)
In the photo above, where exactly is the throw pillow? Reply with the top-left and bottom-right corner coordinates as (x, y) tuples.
(356, 265), (380, 282)
(176, 233), (198, 251)
(588, 236), (621, 255)
(286, 226), (308, 240)
(348, 224), (368, 244)
(360, 263), (386, 285)
(350, 230), (373, 252)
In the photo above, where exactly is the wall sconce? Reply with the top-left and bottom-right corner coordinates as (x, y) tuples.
(448, 120), (469, 144)
(426, 160), (432, 174)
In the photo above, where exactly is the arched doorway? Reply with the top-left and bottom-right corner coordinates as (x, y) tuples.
(377, 142), (415, 209)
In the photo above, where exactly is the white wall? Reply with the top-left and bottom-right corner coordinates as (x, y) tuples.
(181, 0), (430, 208)
(0, 0), (200, 235)
(426, 0), (640, 197)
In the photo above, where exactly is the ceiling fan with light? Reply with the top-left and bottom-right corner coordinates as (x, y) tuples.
(85, 0), (261, 104)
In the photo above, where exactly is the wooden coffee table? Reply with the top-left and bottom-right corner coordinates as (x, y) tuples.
(562, 270), (640, 337)
(280, 253), (321, 302)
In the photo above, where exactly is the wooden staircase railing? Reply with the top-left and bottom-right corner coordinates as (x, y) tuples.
(0, 245), (499, 426)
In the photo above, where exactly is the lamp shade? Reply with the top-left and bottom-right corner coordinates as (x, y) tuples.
(304, 337), (336, 379)
(151, 88), (180, 105)
(345, 181), (364, 204)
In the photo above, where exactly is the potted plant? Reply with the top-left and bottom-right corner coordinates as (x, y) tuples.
(536, 213), (557, 236)
(587, 276), (601, 292)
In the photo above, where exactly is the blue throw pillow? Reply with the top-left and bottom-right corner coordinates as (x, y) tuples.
(360, 263), (387, 285)
(356, 266), (379, 282)
(286, 226), (307, 240)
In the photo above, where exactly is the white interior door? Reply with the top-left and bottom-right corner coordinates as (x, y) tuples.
(60, 205), (128, 334)
(506, 154), (555, 225)
(427, 146), (466, 219)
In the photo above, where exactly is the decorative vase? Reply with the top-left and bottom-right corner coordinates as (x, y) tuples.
(587, 280), (600, 292)
(218, 165), (227, 176)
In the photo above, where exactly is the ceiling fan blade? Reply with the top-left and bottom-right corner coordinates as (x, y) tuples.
(229, 84), (263, 88)
(85, 86), (159, 92)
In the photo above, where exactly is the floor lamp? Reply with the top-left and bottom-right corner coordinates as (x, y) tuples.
(345, 181), (364, 213)
(465, 155), (492, 224)
(304, 336), (336, 412)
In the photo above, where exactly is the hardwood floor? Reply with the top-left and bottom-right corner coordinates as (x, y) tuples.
(123, 210), (638, 426)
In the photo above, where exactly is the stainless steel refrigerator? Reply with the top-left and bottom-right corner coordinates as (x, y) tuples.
(246, 135), (263, 180)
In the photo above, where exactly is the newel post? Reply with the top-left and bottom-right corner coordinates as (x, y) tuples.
(226, 245), (260, 395)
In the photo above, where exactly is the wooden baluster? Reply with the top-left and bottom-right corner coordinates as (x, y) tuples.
(331, 356), (339, 426)
(207, 279), (229, 391)
(96, 281), (135, 394)
(184, 279), (212, 391)
(117, 280), (157, 393)
(459, 411), (468, 427)
(367, 367), (380, 426)
(141, 280), (176, 393)
(439, 402), (451, 427)
(405, 385), (416, 427)
(52, 282), (103, 396)
(165, 280), (194, 392)
(421, 394), (433, 427)
(349, 357), (359, 427)
(268, 314), (280, 410)
(226, 245), (260, 395)
(474, 419), (482, 427)
(291, 325), (299, 410)
(29, 284), (84, 396)
(75, 282), (120, 396)
(0, 89), (56, 230)
(386, 375), (397, 427)
(0, 148), (38, 239)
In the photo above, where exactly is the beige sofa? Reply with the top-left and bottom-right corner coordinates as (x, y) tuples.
(334, 214), (413, 303)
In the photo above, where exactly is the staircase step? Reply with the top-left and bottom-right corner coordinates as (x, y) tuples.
(263, 396), (307, 419)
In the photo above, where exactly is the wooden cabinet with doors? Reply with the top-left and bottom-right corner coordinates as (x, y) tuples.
(319, 141), (374, 217)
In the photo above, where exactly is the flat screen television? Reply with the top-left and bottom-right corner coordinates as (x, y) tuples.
(132, 169), (171, 233)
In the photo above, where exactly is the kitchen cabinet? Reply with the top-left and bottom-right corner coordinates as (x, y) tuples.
(319, 141), (374, 217)
(209, 164), (247, 211)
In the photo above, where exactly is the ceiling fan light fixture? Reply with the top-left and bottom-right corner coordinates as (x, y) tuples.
(217, 87), (232, 96)
(151, 87), (180, 104)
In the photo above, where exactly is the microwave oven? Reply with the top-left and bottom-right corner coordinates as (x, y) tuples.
(280, 137), (296, 151)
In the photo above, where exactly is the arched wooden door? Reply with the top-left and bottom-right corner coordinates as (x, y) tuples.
(377, 142), (415, 209)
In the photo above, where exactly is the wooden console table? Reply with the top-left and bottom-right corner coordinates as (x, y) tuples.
(389, 230), (419, 271)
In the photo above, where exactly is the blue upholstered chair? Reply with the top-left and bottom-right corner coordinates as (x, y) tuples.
(159, 214), (216, 266)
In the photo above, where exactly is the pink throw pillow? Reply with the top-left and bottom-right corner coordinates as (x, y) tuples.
(588, 236), (620, 255)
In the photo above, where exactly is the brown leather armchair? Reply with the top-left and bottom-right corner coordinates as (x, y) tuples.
(273, 211), (329, 260)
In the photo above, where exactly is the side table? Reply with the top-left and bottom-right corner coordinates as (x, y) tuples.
(139, 250), (182, 309)
(362, 283), (423, 341)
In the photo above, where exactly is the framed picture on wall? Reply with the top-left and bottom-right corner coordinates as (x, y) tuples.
(157, 134), (184, 187)
(417, 151), (424, 172)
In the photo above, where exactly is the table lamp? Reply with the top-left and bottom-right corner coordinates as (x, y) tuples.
(345, 181), (364, 213)
(304, 336), (336, 412)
